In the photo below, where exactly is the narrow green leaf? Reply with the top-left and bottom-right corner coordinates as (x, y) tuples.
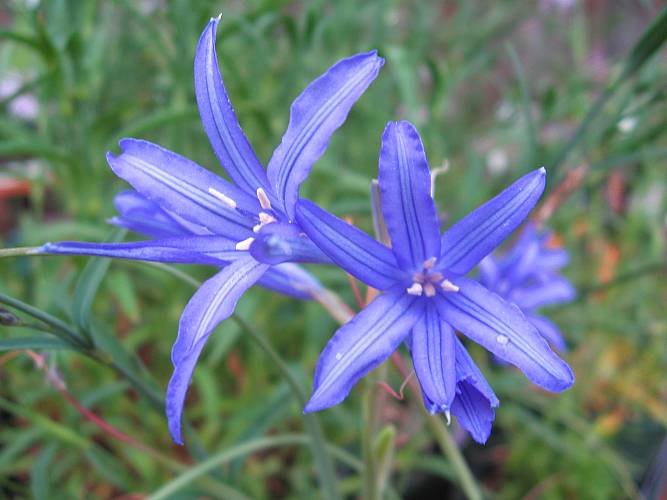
(30, 444), (58, 500)
(372, 425), (396, 498)
(71, 227), (126, 332)
(0, 335), (73, 351)
(623, 7), (667, 78)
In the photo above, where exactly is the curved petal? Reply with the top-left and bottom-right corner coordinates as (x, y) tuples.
(194, 17), (271, 195)
(108, 139), (258, 238)
(439, 168), (546, 275)
(453, 338), (499, 407)
(295, 199), (403, 290)
(526, 314), (567, 351)
(167, 257), (269, 443)
(379, 121), (441, 270)
(267, 51), (384, 219)
(304, 287), (423, 412)
(249, 222), (332, 265)
(436, 277), (574, 392)
(258, 263), (322, 300)
(450, 340), (498, 444)
(411, 302), (456, 413)
(511, 276), (576, 309)
(451, 380), (497, 444)
(478, 256), (501, 289)
(39, 237), (236, 266)
(110, 190), (188, 238)
(536, 248), (570, 271)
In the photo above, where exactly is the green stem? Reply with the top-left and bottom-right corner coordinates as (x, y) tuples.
(362, 383), (379, 500)
(0, 293), (88, 349)
(0, 246), (42, 258)
(420, 406), (483, 500)
(232, 315), (340, 500)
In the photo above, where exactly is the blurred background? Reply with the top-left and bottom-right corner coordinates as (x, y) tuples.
(0, 0), (665, 498)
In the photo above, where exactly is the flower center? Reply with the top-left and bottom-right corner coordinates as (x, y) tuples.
(208, 186), (279, 251)
(406, 257), (459, 297)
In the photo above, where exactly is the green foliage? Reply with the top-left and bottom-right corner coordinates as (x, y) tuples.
(1, 0), (666, 498)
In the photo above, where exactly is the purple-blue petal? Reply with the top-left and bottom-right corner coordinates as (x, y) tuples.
(526, 313), (567, 351)
(510, 276), (576, 309)
(379, 121), (441, 270)
(438, 168), (546, 275)
(107, 139), (257, 238)
(450, 339), (499, 444)
(295, 199), (404, 290)
(304, 287), (423, 412)
(436, 277), (574, 392)
(167, 257), (269, 443)
(267, 51), (384, 219)
(194, 17), (272, 196)
(450, 380), (497, 444)
(249, 222), (332, 265)
(110, 190), (189, 238)
(453, 338), (499, 407)
(258, 263), (322, 300)
(411, 301), (456, 412)
(39, 237), (234, 266)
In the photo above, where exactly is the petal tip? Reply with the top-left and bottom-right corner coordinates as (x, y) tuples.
(538, 166), (547, 175)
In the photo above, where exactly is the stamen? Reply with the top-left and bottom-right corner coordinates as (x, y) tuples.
(258, 212), (276, 224)
(423, 282), (436, 297)
(406, 283), (423, 296)
(235, 237), (255, 251)
(208, 187), (237, 209)
(256, 187), (272, 210)
(444, 408), (451, 426)
(252, 224), (262, 233)
(423, 257), (437, 269)
(441, 280), (459, 292)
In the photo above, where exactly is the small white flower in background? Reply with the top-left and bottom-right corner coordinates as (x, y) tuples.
(495, 100), (514, 122)
(540, 0), (577, 12)
(0, 72), (39, 121)
(486, 148), (509, 176)
(631, 184), (665, 220)
(617, 116), (637, 134)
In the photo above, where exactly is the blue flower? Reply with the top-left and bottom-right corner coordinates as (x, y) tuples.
(39, 16), (384, 443)
(295, 120), (574, 443)
(479, 223), (576, 351)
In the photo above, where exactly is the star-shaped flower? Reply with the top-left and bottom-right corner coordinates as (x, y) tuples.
(479, 223), (576, 351)
(295, 120), (574, 443)
(39, 17), (383, 443)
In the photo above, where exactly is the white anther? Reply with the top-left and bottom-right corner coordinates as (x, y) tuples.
(406, 283), (423, 296)
(444, 409), (451, 426)
(441, 279), (459, 292)
(208, 187), (237, 209)
(423, 257), (437, 269)
(252, 224), (262, 233)
(235, 237), (255, 251)
(423, 282), (436, 297)
(256, 187), (272, 210)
